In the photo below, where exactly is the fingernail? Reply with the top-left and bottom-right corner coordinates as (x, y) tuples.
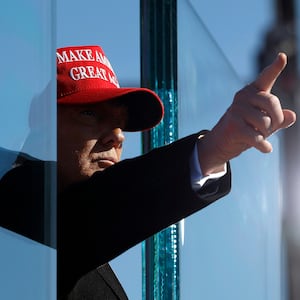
(286, 121), (295, 128)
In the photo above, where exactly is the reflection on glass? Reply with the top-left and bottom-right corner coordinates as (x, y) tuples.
(178, 1), (286, 299)
(0, 0), (56, 299)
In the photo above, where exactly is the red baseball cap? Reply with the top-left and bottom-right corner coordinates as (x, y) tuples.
(57, 45), (164, 131)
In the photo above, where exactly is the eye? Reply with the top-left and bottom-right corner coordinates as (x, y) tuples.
(77, 109), (99, 126)
(80, 110), (97, 117)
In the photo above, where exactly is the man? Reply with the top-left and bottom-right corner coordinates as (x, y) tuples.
(0, 45), (296, 299)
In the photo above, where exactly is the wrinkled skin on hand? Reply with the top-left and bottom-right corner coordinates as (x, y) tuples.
(198, 52), (297, 176)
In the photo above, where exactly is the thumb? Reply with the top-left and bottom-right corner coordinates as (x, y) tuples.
(251, 52), (287, 92)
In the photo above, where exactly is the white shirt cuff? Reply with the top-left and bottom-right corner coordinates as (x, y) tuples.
(190, 143), (227, 190)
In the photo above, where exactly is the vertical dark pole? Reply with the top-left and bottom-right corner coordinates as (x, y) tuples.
(260, 1), (300, 299)
(140, 1), (179, 299)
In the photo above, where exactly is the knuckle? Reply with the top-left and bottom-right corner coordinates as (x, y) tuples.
(233, 87), (250, 102)
(267, 94), (280, 107)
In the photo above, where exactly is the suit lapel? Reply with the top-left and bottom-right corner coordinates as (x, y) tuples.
(96, 263), (129, 300)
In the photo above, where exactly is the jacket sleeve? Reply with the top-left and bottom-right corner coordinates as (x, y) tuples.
(58, 132), (231, 296)
(0, 160), (56, 247)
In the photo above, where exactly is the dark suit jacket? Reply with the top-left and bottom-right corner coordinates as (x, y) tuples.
(67, 264), (128, 300)
(0, 133), (231, 299)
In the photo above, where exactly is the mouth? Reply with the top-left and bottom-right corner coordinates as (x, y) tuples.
(92, 157), (117, 169)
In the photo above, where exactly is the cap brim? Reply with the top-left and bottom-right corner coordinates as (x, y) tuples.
(57, 87), (164, 132)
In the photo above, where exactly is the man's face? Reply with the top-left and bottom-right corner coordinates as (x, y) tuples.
(57, 101), (127, 188)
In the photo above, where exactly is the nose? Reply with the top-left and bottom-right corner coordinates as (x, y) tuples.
(101, 127), (125, 148)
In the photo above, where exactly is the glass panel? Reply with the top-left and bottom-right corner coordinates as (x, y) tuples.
(178, 1), (286, 299)
(0, 0), (56, 299)
(140, 1), (179, 299)
(56, 1), (142, 299)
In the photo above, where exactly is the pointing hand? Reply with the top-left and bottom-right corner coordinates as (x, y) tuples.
(198, 53), (296, 175)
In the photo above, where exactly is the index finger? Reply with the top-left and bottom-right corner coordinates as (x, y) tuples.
(251, 52), (287, 92)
